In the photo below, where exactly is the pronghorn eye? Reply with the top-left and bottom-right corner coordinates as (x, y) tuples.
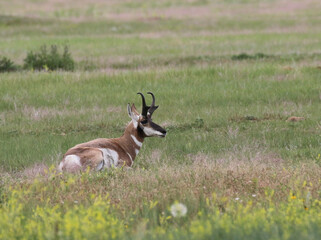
(141, 119), (148, 124)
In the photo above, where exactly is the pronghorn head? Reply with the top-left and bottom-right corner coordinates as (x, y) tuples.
(127, 92), (167, 138)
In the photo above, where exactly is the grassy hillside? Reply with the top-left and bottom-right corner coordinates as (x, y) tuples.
(0, 0), (321, 239)
(1, 65), (321, 170)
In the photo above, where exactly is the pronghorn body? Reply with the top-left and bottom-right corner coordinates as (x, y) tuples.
(59, 92), (166, 172)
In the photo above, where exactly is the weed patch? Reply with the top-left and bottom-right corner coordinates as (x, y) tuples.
(0, 56), (19, 72)
(231, 53), (272, 60)
(23, 45), (75, 71)
(229, 114), (284, 122)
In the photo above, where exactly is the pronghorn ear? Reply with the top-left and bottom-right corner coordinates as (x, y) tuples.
(131, 103), (140, 116)
(127, 103), (139, 122)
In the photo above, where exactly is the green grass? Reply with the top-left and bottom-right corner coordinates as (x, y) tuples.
(1, 0), (321, 239)
(1, 65), (320, 170)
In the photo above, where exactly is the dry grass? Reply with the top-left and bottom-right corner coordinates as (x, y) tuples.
(0, 163), (48, 184)
(1, 104), (122, 121)
(256, 0), (317, 15)
(2, 0), (320, 21)
(19, 162), (49, 178)
(147, 149), (163, 165)
(110, 159), (319, 209)
(187, 152), (212, 165)
(4, 153), (321, 213)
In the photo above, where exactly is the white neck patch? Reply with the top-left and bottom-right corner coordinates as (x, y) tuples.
(131, 135), (142, 148)
(132, 120), (138, 129)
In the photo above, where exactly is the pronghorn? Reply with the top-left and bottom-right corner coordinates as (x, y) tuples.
(58, 92), (166, 172)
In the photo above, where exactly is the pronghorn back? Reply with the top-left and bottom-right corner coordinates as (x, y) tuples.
(59, 92), (166, 172)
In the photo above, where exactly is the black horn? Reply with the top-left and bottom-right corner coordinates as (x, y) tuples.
(137, 92), (149, 117)
(147, 92), (159, 116)
(148, 92), (155, 107)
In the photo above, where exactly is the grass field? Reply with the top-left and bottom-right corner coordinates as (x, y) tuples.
(1, 0), (321, 239)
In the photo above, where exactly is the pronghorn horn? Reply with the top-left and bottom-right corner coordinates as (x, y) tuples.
(137, 92), (149, 117)
(147, 92), (159, 116)
(148, 92), (155, 107)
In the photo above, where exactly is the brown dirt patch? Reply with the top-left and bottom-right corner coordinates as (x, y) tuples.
(287, 116), (305, 122)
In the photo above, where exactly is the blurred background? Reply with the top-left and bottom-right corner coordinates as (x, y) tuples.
(1, 0), (320, 71)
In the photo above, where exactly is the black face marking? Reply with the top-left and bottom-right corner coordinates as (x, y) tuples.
(137, 117), (167, 138)
(149, 121), (167, 135)
(140, 119), (148, 124)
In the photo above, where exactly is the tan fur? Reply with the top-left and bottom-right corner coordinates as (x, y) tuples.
(59, 100), (166, 173)
(60, 121), (144, 172)
(62, 148), (103, 172)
